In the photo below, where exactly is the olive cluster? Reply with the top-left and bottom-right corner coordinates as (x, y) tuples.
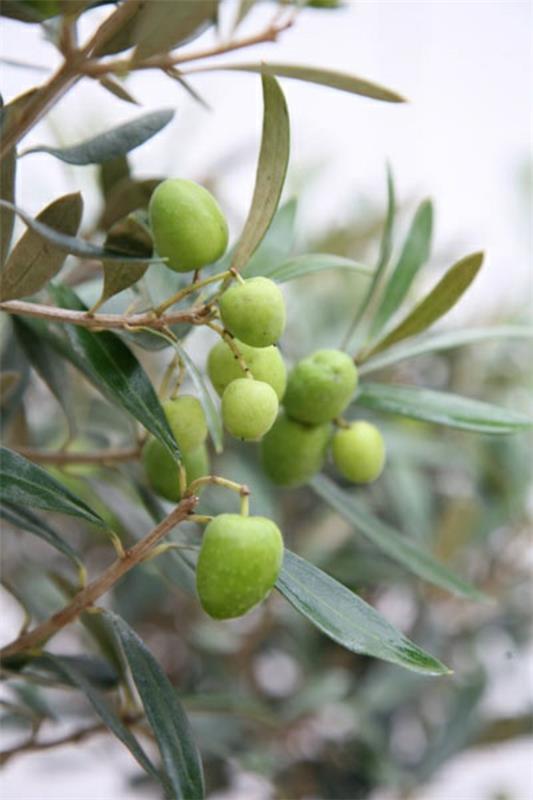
(143, 177), (386, 620)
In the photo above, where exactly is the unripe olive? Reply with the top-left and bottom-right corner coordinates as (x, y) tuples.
(142, 438), (209, 502)
(196, 513), (283, 619)
(149, 178), (229, 272)
(218, 277), (286, 347)
(207, 339), (286, 400)
(260, 412), (332, 487)
(332, 421), (386, 483)
(283, 349), (358, 424)
(163, 396), (207, 453)
(221, 379), (278, 441)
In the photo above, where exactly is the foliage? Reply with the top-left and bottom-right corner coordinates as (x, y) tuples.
(0, 2), (531, 798)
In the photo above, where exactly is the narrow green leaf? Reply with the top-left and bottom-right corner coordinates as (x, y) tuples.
(0, 503), (83, 572)
(51, 284), (181, 460)
(267, 253), (372, 282)
(276, 550), (449, 675)
(133, 0), (217, 61)
(1, 193), (83, 301)
(13, 316), (73, 427)
(370, 199), (433, 338)
(0, 147), (16, 266)
(39, 653), (166, 790)
(0, 447), (105, 527)
(104, 610), (205, 800)
(231, 74), (290, 273)
(366, 252), (484, 358)
(355, 382), (533, 434)
(241, 198), (297, 277)
(310, 474), (487, 600)
(194, 62), (406, 103)
(172, 341), (223, 455)
(359, 325), (533, 375)
(22, 110), (174, 166)
(98, 77), (139, 106)
(0, 370), (19, 405)
(0, 199), (161, 264)
(24, 653), (119, 691)
(343, 163), (396, 349)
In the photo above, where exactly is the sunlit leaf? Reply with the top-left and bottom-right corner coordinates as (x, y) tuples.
(370, 199), (433, 338)
(276, 550), (450, 675)
(366, 252), (484, 358)
(1, 193), (82, 301)
(355, 382), (533, 434)
(231, 75), (290, 273)
(359, 325), (533, 375)
(266, 253), (372, 283)
(0, 447), (105, 527)
(104, 610), (205, 800)
(192, 62), (406, 103)
(310, 474), (487, 600)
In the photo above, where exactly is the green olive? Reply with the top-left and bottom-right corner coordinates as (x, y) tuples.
(163, 395), (207, 453)
(218, 277), (286, 347)
(332, 421), (386, 483)
(260, 412), (332, 487)
(142, 439), (209, 502)
(196, 513), (284, 619)
(207, 338), (286, 400)
(149, 178), (228, 272)
(283, 349), (358, 424)
(221, 379), (278, 441)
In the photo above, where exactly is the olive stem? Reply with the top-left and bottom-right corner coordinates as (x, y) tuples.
(154, 270), (233, 316)
(206, 322), (253, 379)
(186, 475), (251, 504)
(189, 514), (214, 526)
(0, 496), (198, 660)
(334, 417), (351, 430)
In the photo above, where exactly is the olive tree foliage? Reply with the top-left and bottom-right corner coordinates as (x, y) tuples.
(0, 1), (531, 797)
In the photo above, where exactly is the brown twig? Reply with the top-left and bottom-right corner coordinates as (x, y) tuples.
(0, 496), (198, 661)
(0, 300), (212, 330)
(0, 715), (142, 766)
(14, 445), (141, 466)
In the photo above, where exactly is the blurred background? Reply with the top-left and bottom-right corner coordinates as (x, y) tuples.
(1, 1), (532, 798)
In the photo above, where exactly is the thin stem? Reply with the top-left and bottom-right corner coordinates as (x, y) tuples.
(14, 445), (141, 465)
(0, 300), (211, 331)
(206, 322), (253, 378)
(0, 497), (197, 660)
(154, 270), (232, 316)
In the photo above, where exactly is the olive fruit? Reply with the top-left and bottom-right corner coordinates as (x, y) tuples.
(221, 379), (278, 441)
(149, 178), (228, 272)
(207, 339), (286, 400)
(332, 421), (386, 483)
(218, 277), (286, 347)
(261, 412), (332, 487)
(142, 439), (209, 502)
(196, 514), (283, 619)
(163, 396), (207, 453)
(283, 349), (358, 424)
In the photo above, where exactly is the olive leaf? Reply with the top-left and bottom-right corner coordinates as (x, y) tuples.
(97, 214), (153, 306)
(0, 147), (16, 266)
(231, 74), (290, 273)
(21, 109), (174, 165)
(359, 325), (533, 375)
(98, 77), (139, 106)
(0, 198), (161, 264)
(132, 0), (217, 61)
(190, 62), (406, 103)
(103, 610), (205, 800)
(0, 447), (106, 527)
(369, 199), (433, 338)
(266, 253), (372, 283)
(365, 252), (484, 358)
(0, 370), (20, 406)
(355, 382), (533, 434)
(310, 474), (488, 600)
(0, 192), (82, 301)
(277, 550), (449, 675)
